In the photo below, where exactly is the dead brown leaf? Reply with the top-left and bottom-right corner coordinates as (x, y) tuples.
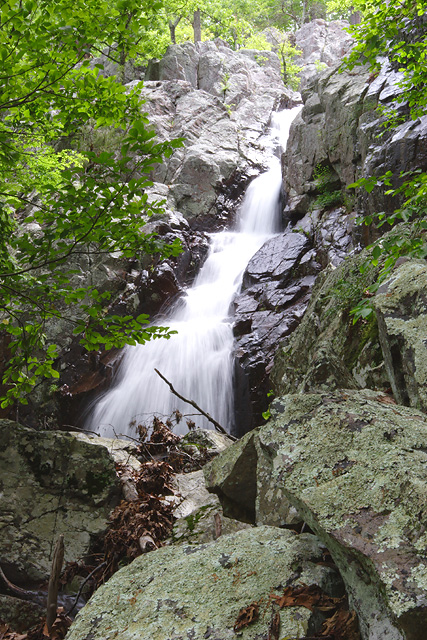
(233, 602), (260, 631)
(0, 623), (27, 640)
(376, 395), (397, 405)
(321, 608), (360, 639)
(270, 584), (341, 612)
(268, 610), (280, 640)
(267, 584), (361, 640)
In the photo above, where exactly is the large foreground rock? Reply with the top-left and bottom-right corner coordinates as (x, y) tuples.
(67, 526), (341, 640)
(0, 421), (118, 583)
(205, 389), (427, 640)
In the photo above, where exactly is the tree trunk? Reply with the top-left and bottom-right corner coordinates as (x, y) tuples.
(349, 10), (362, 24)
(192, 9), (201, 43)
(169, 16), (181, 44)
(301, 0), (306, 25)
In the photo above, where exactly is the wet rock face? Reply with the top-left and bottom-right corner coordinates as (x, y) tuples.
(232, 232), (313, 434)
(232, 207), (355, 435)
(0, 420), (119, 583)
(66, 526), (342, 640)
(205, 389), (427, 640)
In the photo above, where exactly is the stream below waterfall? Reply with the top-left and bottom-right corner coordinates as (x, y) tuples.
(86, 105), (302, 438)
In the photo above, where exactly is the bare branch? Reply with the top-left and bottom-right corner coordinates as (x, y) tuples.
(154, 368), (233, 437)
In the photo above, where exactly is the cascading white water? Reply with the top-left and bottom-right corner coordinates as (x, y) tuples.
(86, 106), (302, 438)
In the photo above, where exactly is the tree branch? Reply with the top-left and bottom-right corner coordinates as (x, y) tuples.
(154, 368), (234, 438)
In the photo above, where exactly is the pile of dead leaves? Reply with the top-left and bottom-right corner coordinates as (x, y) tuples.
(137, 416), (183, 464)
(102, 490), (174, 578)
(0, 610), (72, 640)
(99, 419), (189, 582)
(234, 583), (360, 640)
(137, 415), (216, 473)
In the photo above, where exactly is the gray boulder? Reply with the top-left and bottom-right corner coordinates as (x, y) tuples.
(168, 469), (252, 546)
(138, 40), (296, 227)
(0, 421), (118, 583)
(374, 259), (427, 413)
(205, 389), (427, 640)
(294, 19), (354, 89)
(66, 526), (341, 640)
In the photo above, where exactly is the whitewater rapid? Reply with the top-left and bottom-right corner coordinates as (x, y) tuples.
(86, 106), (302, 438)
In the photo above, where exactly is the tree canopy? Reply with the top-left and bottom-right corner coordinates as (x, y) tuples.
(0, 0), (183, 407)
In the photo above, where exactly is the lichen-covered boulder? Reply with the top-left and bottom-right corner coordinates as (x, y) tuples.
(204, 428), (301, 529)
(66, 526), (341, 640)
(0, 420), (118, 583)
(374, 259), (427, 414)
(205, 389), (427, 640)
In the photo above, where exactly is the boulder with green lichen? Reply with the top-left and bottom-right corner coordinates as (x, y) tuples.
(66, 526), (343, 640)
(0, 420), (119, 583)
(374, 259), (427, 414)
(270, 247), (388, 397)
(205, 389), (427, 640)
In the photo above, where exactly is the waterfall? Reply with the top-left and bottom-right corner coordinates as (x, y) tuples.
(86, 105), (302, 438)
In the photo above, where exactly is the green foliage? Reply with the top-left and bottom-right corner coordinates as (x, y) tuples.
(342, 1), (427, 323)
(262, 390), (274, 420)
(350, 170), (427, 266)
(345, 0), (427, 120)
(325, 0), (357, 20)
(242, 33), (272, 51)
(277, 38), (302, 90)
(348, 172), (427, 324)
(311, 164), (343, 210)
(314, 59), (328, 72)
(220, 72), (231, 98)
(313, 190), (343, 210)
(0, 0), (185, 406)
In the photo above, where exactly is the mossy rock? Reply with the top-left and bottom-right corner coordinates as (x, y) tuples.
(0, 420), (119, 582)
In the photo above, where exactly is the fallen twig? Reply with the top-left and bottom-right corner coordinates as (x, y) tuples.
(66, 561), (107, 617)
(47, 535), (65, 632)
(154, 368), (234, 438)
(0, 564), (43, 604)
